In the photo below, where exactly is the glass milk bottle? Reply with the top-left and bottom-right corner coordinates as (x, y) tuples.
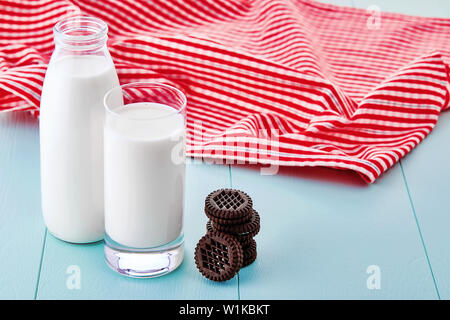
(39, 16), (120, 243)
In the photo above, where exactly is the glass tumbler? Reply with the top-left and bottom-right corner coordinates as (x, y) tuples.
(103, 82), (186, 278)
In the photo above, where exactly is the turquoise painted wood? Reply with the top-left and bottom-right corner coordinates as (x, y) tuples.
(232, 165), (437, 299)
(0, 112), (46, 299)
(399, 111), (450, 299)
(36, 160), (237, 299)
(0, 0), (449, 300)
(353, 0), (450, 18)
(353, 0), (450, 302)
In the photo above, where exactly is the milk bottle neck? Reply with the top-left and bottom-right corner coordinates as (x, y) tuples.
(53, 16), (109, 53)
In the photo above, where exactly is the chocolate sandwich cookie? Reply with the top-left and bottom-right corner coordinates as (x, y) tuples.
(205, 189), (253, 225)
(212, 209), (260, 239)
(194, 231), (243, 282)
(242, 239), (257, 268)
(206, 220), (254, 246)
(206, 220), (214, 234)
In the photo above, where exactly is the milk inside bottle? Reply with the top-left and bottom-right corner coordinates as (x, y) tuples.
(39, 16), (119, 243)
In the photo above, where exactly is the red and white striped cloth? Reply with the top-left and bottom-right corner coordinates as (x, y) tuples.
(1, 0), (449, 182)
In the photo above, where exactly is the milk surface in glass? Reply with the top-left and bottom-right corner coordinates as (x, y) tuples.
(104, 102), (185, 249)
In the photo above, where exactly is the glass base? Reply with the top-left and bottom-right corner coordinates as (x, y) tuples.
(104, 234), (184, 278)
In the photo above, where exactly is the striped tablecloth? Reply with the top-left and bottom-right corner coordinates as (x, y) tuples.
(1, 0), (449, 182)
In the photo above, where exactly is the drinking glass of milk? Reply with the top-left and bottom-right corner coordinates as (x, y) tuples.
(103, 82), (187, 278)
(40, 16), (119, 243)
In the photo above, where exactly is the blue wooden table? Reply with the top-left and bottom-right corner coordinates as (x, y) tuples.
(1, 0), (449, 300)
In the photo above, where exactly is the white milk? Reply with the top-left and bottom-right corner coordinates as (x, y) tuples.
(40, 55), (120, 243)
(104, 102), (185, 249)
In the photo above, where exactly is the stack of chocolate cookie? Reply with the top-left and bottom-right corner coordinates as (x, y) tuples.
(194, 188), (260, 282)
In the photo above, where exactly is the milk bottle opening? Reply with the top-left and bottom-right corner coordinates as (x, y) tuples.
(54, 16), (108, 50)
